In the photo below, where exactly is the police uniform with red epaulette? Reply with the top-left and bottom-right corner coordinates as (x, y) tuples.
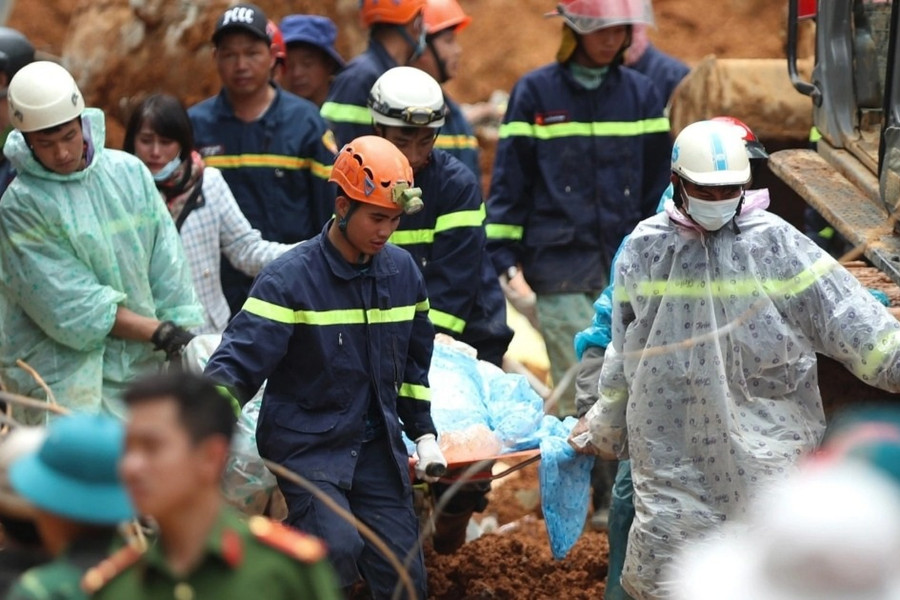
(84, 509), (341, 600)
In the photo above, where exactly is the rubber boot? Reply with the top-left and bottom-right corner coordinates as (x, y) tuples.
(431, 508), (474, 554)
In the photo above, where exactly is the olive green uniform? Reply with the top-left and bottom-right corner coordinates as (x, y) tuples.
(86, 508), (342, 600)
(8, 534), (116, 600)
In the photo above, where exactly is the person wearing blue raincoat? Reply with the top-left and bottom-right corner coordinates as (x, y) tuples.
(0, 62), (202, 423)
(570, 120), (900, 600)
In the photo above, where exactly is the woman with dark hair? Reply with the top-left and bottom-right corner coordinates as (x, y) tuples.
(124, 93), (294, 334)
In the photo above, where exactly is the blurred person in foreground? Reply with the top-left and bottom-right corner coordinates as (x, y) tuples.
(0, 427), (48, 595)
(7, 414), (132, 600)
(570, 119), (900, 600)
(87, 371), (342, 599)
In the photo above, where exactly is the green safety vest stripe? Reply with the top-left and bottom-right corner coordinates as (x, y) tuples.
(242, 297), (429, 325)
(485, 223), (524, 240)
(215, 385), (243, 418)
(859, 329), (900, 379)
(817, 226), (835, 240)
(429, 308), (466, 334)
(389, 205), (486, 246)
(320, 102), (373, 125)
(809, 126), (822, 143)
(435, 134), (479, 150)
(399, 382), (431, 401)
(498, 117), (670, 140)
(613, 256), (836, 302)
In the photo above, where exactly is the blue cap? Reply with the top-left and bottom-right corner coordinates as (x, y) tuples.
(279, 15), (346, 68)
(9, 414), (133, 525)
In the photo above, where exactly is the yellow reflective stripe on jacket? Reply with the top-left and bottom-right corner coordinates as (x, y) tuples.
(429, 308), (466, 334)
(242, 297), (427, 325)
(399, 382), (431, 401)
(389, 205), (486, 246)
(205, 154), (332, 180)
(435, 133), (479, 150)
(499, 117), (670, 140)
(320, 101), (372, 125)
(486, 223), (524, 240)
(858, 329), (900, 379)
(613, 256), (836, 303)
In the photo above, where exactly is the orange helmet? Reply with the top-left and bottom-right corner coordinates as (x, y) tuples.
(360, 0), (426, 27)
(329, 136), (423, 214)
(266, 20), (286, 61)
(423, 0), (472, 35)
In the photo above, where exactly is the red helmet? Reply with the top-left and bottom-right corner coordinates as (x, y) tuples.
(360, 0), (426, 27)
(329, 136), (423, 214)
(266, 20), (286, 61)
(423, 0), (472, 35)
(709, 116), (769, 161)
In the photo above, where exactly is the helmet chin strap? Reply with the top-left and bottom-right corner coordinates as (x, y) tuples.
(397, 25), (427, 63)
(427, 38), (449, 83)
(337, 200), (370, 265)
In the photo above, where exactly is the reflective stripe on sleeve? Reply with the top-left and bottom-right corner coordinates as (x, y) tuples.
(486, 223), (524, 240)
(320, 102), (373, 125)
(390, 205), (486, 246)
(434, 134), (479, 150)
(429, 308), (466, 334)
(398, 382), (431, 401)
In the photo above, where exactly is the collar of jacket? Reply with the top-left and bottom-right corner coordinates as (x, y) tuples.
(319, 219), (400, 281)
(557, 59), (621, 92)
(212, 83), (281, 122)
(367, 38), (399, 72)
(5, 107), (105, 182)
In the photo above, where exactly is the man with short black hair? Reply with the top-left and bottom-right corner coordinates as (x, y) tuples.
(190, 2), (336, 315)
(87, 371), (342, 599)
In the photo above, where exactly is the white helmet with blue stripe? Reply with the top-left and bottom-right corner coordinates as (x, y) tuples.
(671, 120), (751, 187)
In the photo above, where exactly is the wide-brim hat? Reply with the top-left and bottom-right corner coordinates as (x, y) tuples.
(280, 14), (346, 68)
(9, 414), (133, 525)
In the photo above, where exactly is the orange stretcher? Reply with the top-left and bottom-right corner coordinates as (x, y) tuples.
(409, 448), (541, 484)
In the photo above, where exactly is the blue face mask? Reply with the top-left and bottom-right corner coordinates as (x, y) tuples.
(152, 156), (182, 182)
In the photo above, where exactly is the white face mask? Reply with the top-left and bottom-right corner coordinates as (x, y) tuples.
(152, 156), (182, 182)
(682, 185), (743, 231)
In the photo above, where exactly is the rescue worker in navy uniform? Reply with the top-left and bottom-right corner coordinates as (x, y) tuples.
(369, 66), (512, 367)
(321, 0), (427, 147)
(485, 0), (672, 419)
(411, 0), (481, 179)
(368, 66), (512, 554)
(189, 3), (335, 316)
(204, 136), (447, 599)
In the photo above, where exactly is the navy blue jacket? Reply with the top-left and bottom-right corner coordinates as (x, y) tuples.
(435, 95), (481, 181)
(204, 223), (436, 492)
(629, 44), (690, 104)
(485, 62), (672, 294)
(390, 149), (511, 365)
(189, 86), (335, 312)
(321, 40), (396, 147)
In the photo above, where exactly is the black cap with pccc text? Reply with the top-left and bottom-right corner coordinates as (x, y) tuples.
(212, 3), (270, 45)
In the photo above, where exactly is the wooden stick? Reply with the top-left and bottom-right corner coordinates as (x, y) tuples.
(0, 391), (69, 416)
(15, 359), (58, 406)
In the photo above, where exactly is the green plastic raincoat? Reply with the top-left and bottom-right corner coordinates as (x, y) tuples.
(0, 108), (202, 421)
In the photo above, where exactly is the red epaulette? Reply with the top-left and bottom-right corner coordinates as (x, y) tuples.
(81, 544), (143, 594)
(247, 515), (327, 563)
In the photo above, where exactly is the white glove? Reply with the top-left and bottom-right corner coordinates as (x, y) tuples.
(414, 434), (447, 483)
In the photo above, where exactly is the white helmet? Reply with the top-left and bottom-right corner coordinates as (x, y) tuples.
(368, 66), (446, 129)
(8, 61), (84, 133)
(672, 120), (751, 187)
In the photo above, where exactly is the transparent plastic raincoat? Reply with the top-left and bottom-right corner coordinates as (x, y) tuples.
(583, 192), (900, 599)
(0, 108), (202, 421)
